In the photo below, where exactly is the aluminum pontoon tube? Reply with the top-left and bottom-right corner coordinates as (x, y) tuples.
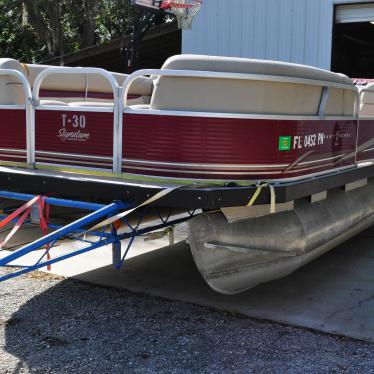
(188, 179), (374, 295)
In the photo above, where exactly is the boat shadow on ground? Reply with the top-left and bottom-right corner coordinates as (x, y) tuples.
(2, 232), (374, 372)
(2, 258), (226, 373)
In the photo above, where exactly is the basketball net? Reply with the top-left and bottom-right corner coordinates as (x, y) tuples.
(161, 0), (202, 30)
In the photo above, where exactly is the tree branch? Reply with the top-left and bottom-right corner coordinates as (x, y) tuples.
(22, 0), (51, 53)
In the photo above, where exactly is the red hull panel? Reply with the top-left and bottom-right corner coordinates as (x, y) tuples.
(0, 109), (27, 163)
(1, 107), (372, 182)
(122, 114), (358, 180)
(357, 119), (374, 163)
(35, 110), (114, 169)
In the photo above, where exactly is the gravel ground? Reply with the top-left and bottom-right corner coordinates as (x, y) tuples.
(0, 268), (373, 374)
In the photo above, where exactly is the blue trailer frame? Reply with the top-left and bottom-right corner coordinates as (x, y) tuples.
(0, 191), (196, 282)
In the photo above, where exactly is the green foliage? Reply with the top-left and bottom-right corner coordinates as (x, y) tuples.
(91, 0), (139, 44)
(0, 0), (47, 62)
(0, 0), (143, 62)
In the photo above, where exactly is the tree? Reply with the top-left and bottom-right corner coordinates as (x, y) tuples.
(0, 0), (146, 62)
(0, 0), (45, 62)
(22, 0), (63, 58)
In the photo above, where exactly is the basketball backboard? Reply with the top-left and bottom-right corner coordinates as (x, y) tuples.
(130, 0), (163, 11)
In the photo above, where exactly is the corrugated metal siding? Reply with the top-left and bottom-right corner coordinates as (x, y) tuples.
(183, 0), (374, 70)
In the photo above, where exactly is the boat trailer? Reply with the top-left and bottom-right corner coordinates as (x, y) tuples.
(1, 165), (374, 293)
(0, 190), (196, 283)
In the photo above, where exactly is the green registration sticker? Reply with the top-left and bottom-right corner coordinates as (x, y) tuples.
(278, 136), (291, 151)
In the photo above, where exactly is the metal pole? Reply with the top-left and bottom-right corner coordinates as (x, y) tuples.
(111, 226), (122, 268)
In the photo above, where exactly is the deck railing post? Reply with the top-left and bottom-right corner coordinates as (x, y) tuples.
(317, 86), (329, 117)
(0, 69), (34, 167)
(115, 86), (123, 173)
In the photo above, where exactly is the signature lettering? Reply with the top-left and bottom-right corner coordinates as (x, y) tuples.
(57, 128), (90, 142)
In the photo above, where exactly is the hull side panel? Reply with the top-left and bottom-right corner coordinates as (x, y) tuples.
(357, 119), (374, 163)
(0, 109), (27, 163)
(123, 114), (358, 180)
(35, 110), (114, 169)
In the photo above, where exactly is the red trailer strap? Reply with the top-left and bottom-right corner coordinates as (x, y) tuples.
(0, 207), (32, 248)
(38, 196), (51, 270)
(0, 195), (52, 270)
(0, 195), (40, 230)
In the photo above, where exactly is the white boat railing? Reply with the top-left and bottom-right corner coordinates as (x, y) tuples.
(120, 68), (360, 171)
(0, 66), (364, 175)
(0, 69), (33, 165)
(32, 67), (121, 172)
(358, 85), (374, 107)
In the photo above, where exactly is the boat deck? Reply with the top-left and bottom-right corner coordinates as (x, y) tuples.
(1, 164), (373, 209)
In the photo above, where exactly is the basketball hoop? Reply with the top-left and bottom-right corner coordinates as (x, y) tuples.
(161, 0), (202, 30)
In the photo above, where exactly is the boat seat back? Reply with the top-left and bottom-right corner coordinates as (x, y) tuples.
(39, 99), (68, 106)
(360, 83), (374, 117)
(0, 58), (29, 105)
(25, 64), (153, 105)
(68, 101), (115, 107)
(0, 58), (154, 106)
(150, 55), (355, 116)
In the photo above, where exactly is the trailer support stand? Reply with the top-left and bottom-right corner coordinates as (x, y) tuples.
(111, 227), (122, 269)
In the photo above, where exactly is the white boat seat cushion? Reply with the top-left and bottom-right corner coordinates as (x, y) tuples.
(150, 55), (355, 116)
(25, 64), (153, 96)
(0, 59), (154, 106)
(40, 100), (68, 106)
(0, 58), (28, 105)
(160, 55), (353, 85)
(69, 101), (114, 107)
(129, 104), (151, 110)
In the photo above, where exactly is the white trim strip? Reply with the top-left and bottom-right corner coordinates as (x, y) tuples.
(360, 147), (374, 153)
(0, 105), (26, 110)
(123, 165), (283, 176)
(36, 156), (112, 168)
(36, 150), (112, 161)
(0, 148), (27, 154)
(122, 158), (289, 170)
(124, 107), (356, 121)
(284, 160), (355, 174)
(124, 160), (356, 176)
(358, 158), (374, 165)
(36, 162), (112, 173)
(298, 153), (347, 166)
(0, 153), (27, 159)
(121, 154), (350, 172)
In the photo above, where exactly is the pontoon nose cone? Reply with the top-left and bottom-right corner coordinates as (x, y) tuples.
(188, 182), (374, 294)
